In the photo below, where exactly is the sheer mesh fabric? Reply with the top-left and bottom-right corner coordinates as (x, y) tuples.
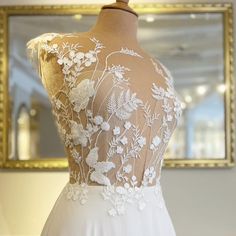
(26, 32), (182, 192)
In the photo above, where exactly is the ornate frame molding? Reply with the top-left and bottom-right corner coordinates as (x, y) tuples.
(0, 3), (234, 169)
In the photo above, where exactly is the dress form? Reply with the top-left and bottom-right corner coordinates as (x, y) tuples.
(39, 0), (143, 98)
(33, 0), (181, 187)
(101, 0), (138, 17)
(25, 2), (181, 232)
(40, 0), (158, 99)
(87, 4), (139, 45)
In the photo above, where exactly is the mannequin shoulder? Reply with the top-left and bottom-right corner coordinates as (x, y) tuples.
(26, 32), (64, 52)
(26, 32), (65, 65)
(51, 32), (104, 50)
(34, 32), (103, 54)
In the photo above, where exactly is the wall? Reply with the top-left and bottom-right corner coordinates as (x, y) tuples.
(0, 0), (236, 236)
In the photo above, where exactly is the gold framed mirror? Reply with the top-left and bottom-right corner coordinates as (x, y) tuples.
(0, 3), (234, 169)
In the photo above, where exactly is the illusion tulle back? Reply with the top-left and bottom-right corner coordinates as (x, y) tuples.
(26, 32), (182, 234)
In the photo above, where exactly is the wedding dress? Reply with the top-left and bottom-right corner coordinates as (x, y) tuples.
(26, 32), (183, 236)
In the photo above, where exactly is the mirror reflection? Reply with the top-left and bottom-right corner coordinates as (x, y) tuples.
(8, 12), (225, 161)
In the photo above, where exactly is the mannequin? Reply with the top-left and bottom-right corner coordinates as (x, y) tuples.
(101, 0), (138, 17)
(26, 1), (181, 235)
(39, 0), (162, 98)
(87, 2), (139, 45)
(39, 0), (144, 97)
(34, 0), (179, 187)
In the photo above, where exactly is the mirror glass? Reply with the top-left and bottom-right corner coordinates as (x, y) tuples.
(8, 12), (225, 161)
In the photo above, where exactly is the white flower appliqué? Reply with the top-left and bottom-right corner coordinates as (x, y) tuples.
(150, 135), (161, 150)
(124, 121), (132, 129)
(70, 120), (89, 147)
(116, 146), (124, 154)
(66, 182), (89, 205)
(86, 147), (115, 186)
(101, 121), (110, 131)
(101, 182), (147, 216)
(93, 115), (103, 125)
(120, 136), (128, 145)
(142, 166), (156, 186)
(123, 164), (132, 173)
(137, 136), (146, 148)
(69, 79), (95, 112)
(113, 126), (120, 135)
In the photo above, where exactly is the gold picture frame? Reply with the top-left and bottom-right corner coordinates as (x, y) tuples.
(0, 3), (234, 169)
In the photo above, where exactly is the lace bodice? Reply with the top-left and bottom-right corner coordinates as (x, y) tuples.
(26, 32), (183, 216)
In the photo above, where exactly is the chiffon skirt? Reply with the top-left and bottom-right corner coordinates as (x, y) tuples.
(41, 181), (176, 236)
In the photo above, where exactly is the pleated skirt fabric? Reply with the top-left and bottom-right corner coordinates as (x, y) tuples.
(41, 182), (176, 236)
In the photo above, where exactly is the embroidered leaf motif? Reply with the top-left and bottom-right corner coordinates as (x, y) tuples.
(69, 79), (95, 112)
(86, 146), (99, 167)
(129, 125), (142, 158)
(120, 47), (143, 58)
(107, 92), (117, 114)
(94, 162), (115, 173)
(162, 98), (172, 113)
(90, 37), (105, 51)
(107, 65), (130, 86)
(151, 83), (166, 100)
(142, 101), (160, 126)
(174, 98), (183, 121)
(158, 60), (174, 88)
(107, 89), (143, 120)
(90, 171), (111, 186)
(150, 57), (165, 77)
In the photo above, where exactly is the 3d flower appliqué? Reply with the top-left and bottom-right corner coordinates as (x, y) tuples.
(66, 182), (89, 204)
(86, 147), (115, 186)
(84, 51), (97, 67)
(69, 79), (95, 112)
(113, 126), (120, 135)
(123, 164), (132, 173)
(116, 146), (124, 154)
(137, 136), (146, 148)
(142, 166), (156, 186)
(70, 120), (89, 147)
(124, 121), (132, 129)
(93, 115), (103, 125)
(101, 121), (110, 131)
(150, 135), (161, 150)
(101, 178), (148, 216)
(120, 136), (128, 145)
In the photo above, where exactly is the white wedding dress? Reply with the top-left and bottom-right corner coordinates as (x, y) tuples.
(26, 32), (183, 236)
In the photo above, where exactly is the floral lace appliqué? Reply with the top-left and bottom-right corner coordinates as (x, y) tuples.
(26, 32), (182, 217)
(64, 178), (165, 217)
(65, 182), (89, 205)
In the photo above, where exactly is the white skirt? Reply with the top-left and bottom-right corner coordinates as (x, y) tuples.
(41, 181), (176, 236)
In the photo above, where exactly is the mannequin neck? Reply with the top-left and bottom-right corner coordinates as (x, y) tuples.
(88, 8), (139, 44)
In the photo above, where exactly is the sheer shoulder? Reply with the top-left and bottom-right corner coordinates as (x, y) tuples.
(26, 33), (64, 78)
